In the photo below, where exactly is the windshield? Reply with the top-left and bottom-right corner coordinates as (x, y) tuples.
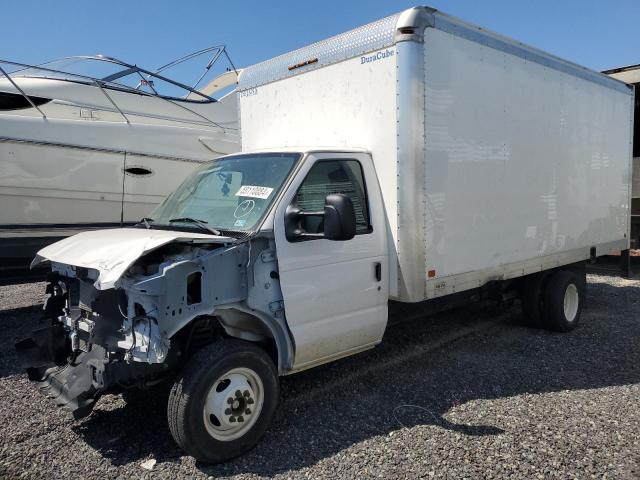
(10, 57), (128, 82)
(148, 153), (300, 233)
(7, 57), (213, 102)
(4, 47), (234, 102)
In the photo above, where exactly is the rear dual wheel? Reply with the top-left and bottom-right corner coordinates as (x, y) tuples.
(521, 269), (585, 332)
(543, 270), (584, 332)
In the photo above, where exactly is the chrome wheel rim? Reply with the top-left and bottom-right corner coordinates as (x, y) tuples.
(203, 367), (264, 441)
(563, 283), (579, 322)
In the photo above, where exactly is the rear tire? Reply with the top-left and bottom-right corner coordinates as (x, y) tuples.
(167, 340), (279, 464)
(542, 270), (584, 332)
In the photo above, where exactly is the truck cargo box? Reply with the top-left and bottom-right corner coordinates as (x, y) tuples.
(239, 7), (634, 302)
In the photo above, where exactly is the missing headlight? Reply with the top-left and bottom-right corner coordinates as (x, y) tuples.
(187, 271), (202, 305)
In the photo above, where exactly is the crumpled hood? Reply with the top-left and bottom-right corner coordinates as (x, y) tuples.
(32, 228), (228, 290)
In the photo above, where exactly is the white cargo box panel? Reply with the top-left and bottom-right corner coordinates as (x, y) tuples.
(239, 7), (634, 302)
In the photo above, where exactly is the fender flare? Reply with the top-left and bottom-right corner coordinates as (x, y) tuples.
(218, 303), (295, 375)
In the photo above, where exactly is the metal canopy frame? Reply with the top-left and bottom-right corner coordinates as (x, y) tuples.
(0, 46), (238, 130)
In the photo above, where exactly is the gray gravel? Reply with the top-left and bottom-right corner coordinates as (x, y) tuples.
(1, 275), (639, 479)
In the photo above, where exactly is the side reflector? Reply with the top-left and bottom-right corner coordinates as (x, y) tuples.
(428, 270), (436, 278)
(288, 58), (318, 71)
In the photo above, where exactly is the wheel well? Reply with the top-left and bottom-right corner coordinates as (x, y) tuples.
(214, 309), (280, 368)
(519, 262), (586, 291)
(172, 312), (281, 369)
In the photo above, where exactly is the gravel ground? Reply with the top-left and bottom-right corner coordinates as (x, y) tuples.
(1, 275), (639, 479)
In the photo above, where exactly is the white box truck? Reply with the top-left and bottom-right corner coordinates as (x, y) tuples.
(16, 6), (634, 463)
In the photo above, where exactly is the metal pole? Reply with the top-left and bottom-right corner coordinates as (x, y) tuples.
(222, 48), (239, 76)
(160, 96), (225, 130)
(190, 49), (224, 92)
(94, 80), (130, 124)
(621, 249), (631, 278)
(121, 152), (126, 225)
(0, 65), (47, 119)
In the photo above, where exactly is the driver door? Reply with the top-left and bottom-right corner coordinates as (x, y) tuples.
(273, 152), (388, 371)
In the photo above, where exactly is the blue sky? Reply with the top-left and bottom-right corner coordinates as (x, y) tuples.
(1, 0), (638, 81)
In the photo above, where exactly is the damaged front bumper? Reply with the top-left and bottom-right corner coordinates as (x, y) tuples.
(15, 274), (172, 419)
(14, 232), (288, 420)
(15, 322), (170, 419)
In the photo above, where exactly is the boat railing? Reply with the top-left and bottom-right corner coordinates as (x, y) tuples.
(0, 51), (237, 131)
(0, 63), (49, 118)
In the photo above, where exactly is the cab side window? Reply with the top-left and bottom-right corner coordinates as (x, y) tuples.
(294, 159), (371, 235)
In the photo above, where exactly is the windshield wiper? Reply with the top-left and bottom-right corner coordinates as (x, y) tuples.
(137, 217), (154, 229)
(169, 217), (222, 236)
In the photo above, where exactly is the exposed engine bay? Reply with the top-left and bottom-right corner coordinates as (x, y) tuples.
(15, 232), (292, 419)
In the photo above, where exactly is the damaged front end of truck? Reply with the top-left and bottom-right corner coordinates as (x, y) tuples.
(15, 228), (291, 419)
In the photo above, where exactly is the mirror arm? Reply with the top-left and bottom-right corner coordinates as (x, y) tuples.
(295, 211), (325, 240)
(295, 232), (324, 240)
(285, 206), (326, 242)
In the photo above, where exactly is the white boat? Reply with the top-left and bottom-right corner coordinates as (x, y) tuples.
(0, 46), (241, 270)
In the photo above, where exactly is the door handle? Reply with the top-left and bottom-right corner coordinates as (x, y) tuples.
(374, 262), (382, 282)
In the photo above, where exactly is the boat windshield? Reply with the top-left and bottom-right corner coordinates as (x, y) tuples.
(3, 46), (236, 102)
(12, 57), (128, 81)
(148, 153), (300, 233)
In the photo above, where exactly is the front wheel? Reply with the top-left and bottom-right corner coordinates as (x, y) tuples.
(167, 340), (279, 463)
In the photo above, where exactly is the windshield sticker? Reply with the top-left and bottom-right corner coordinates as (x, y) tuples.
(234, 199), (255, 218)
(234, 219), (247, 228)
(236, 185), (273, 199)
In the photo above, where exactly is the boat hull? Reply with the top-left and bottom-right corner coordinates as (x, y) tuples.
(0, 78), (240, 268)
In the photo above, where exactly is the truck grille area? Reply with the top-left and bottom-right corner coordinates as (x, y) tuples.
(16, 331), (167, 418)
(14, 272), (169, 419)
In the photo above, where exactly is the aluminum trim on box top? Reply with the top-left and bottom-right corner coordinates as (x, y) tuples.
(239, 13), (401, 91)
(431, 12), (632, 95)
(240, 5), (631, 96)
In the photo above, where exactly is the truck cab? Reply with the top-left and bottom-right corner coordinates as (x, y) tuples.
(268, 149), (389, 370)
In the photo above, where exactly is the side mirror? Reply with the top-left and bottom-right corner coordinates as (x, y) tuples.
(285, 193), (356, 242)
(323, 194), (356, 240)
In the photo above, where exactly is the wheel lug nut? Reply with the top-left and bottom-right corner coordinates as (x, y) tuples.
(225, 408), (231, 415)
(247, 398), (254, 404)
(245, 408), (251, 415)
(237, 416), (244, 422)
(235, 390), (242, 398)
(227, 397), (233, 404)
(229, 416), (236, 423)
(243, 390), (250, 397)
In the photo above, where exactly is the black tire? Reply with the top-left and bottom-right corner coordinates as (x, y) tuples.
(542, 270), (584, 332)
(168, 339), (279, 463)
(520, 272), (548, 327)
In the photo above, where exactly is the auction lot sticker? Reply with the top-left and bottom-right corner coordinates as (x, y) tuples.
(235, 185), (274, 199)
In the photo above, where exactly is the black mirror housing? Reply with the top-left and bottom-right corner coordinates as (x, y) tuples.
(323, 194), (356, 240)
